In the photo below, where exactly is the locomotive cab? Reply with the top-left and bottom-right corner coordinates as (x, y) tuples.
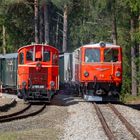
(17, 44), (59, 101)
(74, 42), (122, 101)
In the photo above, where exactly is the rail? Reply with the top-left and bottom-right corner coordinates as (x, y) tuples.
(0, 104), (46, 123)
(108, 103), (140, 140)
(93, 102), (116, 140)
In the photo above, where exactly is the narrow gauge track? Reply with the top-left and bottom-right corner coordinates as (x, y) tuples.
(0, 99), (17, 112)
(108, 103), (140, 140)
(0, 103), (31, 119)
(93, 102), (140, 140)
(0, 104), (46, 123)
(93, 103), (116, 140)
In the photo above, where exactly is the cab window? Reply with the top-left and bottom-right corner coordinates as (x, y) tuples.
(19, 52), (24, 64)
(26, 51), (33, 61)
(85, 48), (100, 62)
(104, 49), (118, 62)
(43, 51), (50, 62)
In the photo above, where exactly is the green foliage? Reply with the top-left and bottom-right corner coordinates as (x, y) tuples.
(0, 0), (34, 52)
(120, 93), (140, 103)
(51, 0), (72, 10)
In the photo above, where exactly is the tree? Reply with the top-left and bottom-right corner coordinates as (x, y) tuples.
(2, 25), (6, 54)
(43, 0), (50, 43)
(51, 0), (73, 52)
(127, 0), (140, 96)
(34, 0), (39, 43)
(0, 0), (34, 52)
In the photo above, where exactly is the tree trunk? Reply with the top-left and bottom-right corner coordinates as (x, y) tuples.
(34, 0), (39, 44)
(43, 1), (49, 44)
(2, 25), (6, 55)
(138, 15), (140, 94)
(131, 18), (137, 96)
(55, 16), (60, 48)
(62, 4), (68, 52)
(111, 0), (117, 45)
(39, 5), (44, 43)
(112, 15), (117, 44)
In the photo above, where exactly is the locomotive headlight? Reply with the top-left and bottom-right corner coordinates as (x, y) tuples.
(50, 81), (55, 87)
(84, 71), (89, 77)
(22, 81), (26, 88)
(99, 41), (106, 47)
(36, 62), (42, 67)
(115, 71), (121, 77)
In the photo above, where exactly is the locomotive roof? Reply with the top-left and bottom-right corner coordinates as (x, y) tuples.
(18, 44), (58, 52)
(74, 42), (121, 52)
(82, 42), (121, 48)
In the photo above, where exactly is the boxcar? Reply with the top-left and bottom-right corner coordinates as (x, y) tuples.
(59, 53), (73, 83)
(1, 53), (18, 93)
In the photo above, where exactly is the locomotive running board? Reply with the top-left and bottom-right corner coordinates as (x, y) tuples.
(84, 95), (102, 101)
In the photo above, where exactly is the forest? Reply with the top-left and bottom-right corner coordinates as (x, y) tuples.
(0, 0), (140, 98)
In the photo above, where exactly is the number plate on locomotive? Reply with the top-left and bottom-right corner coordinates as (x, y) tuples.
(32, 85), (45, 89)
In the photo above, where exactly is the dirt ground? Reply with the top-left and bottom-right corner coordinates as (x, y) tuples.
(0, 94), (70, 140)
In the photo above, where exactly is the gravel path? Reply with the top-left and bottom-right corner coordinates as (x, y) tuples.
(0, 94), (68, 140)
(0, 97), (13, 106)
(1, 93), (140, 140)
(60, 96), (108, 140)
(60, 95), (140, 140)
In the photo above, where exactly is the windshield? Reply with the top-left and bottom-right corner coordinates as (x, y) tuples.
(85, 48), (100, 62)
(104, 48), (118, 62)
(43, 51), (50, 62)
(26, 50), (33, 61)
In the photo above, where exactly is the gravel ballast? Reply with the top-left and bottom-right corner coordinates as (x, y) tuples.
(60, 97), (108, 140)
(115, 104), (140, 133)
(1, 93), (140, 140)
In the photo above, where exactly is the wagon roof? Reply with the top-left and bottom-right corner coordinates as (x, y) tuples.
(18, 44), (58, 52)
(3, 53), (18, 59)
(0, 54), (3, 58)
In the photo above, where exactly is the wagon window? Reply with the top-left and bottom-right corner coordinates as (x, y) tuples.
(19, 53), (24, 64)
(7, 60), (13, 71)
(26, 51), (33, 61)
(85, 48), (100, 62)
(43, 51), (50, 61)
(104, 49), (118, 62)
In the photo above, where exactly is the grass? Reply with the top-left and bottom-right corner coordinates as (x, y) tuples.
(120, 94), (140, 104)
(0, 128), (59, 140)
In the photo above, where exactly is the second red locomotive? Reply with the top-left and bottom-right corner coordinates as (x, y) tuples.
(17, 44), (59, 101)
(74, 42), (122, 101)
(59, 42), (122, 101)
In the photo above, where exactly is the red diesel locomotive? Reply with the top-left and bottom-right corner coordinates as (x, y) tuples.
(74, 42), (122, 101)
(17, 44), (59, 101)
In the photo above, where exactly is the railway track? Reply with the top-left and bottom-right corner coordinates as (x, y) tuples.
(0, 103), (46, 123)
(108, 103), (140, 140)
(93, 102), (140, 140)
(93, 103), (116, 140)
(0, 98), (17, 112)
